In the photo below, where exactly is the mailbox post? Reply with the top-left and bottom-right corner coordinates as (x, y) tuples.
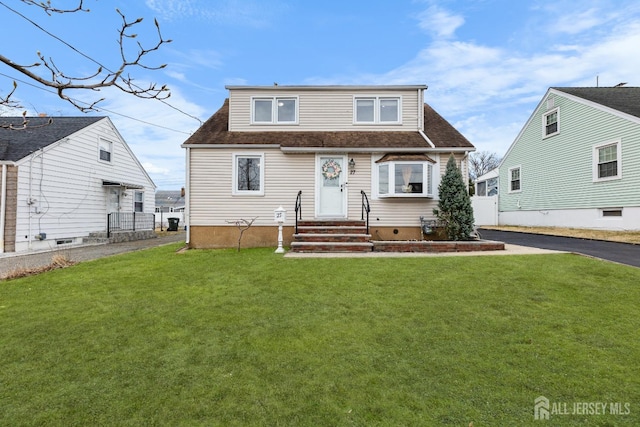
(274, 206), (286, 253)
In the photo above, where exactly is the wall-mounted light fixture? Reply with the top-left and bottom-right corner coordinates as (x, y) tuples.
(349, 158), (356, 174)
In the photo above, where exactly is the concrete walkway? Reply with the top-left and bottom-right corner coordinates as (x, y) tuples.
(0, 231), (186, 279)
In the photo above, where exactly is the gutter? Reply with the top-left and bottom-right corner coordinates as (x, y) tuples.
(418, 130), (435, 148)
(185, 146), (190, 245)
(0, 165), (6, 254)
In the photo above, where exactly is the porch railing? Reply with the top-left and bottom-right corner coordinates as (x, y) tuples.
(294, 191), (302, 234)
(107, 212), (155, 237)
(361, 190), (370, 235)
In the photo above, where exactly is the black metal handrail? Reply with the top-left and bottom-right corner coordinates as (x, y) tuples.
(107, 212), (155, 237)
(294, 191), (302, 234)
(360, 190), (370, 235)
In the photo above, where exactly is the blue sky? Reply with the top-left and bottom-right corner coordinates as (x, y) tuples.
(2, 0), (640, 189)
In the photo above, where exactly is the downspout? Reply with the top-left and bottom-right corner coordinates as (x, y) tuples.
(0, 164), (7, 254)
(185, 146), (190, 245)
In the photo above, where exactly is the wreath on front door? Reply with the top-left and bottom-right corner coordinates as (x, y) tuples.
(321, 159), (342, 180)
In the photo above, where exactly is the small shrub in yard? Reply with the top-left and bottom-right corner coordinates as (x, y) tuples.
(434, 154), (475, 240)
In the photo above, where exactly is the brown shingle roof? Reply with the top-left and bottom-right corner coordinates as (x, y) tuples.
(183, 99), (474, 150)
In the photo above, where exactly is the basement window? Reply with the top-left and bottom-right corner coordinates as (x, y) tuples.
(601, 208), (622, 217)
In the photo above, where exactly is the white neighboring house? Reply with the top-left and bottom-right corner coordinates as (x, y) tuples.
(0, 116), (156, 253)
(471, 168), (499, 226)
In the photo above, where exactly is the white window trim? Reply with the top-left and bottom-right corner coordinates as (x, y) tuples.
(250, 96), (299, 125)
(134, 191), (144, 213)
(232, 153), (265, 196)
(599, 207), (623, 218)
(592, 140), (622, 182)
(508, 165), (522, 193)
(373, 159), (434, 198)
(98, 138), (113, 163)
(353, 95), (402, 125)
(542, 107), (559, 139)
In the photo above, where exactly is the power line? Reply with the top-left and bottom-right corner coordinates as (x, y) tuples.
(0, 71), (194, 135)
(0, 0), (203, 126)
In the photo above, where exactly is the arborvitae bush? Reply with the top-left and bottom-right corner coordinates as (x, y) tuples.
(434, 155), (475, 240)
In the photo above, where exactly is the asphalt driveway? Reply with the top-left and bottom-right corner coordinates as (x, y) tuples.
(479, 228), (640, 268)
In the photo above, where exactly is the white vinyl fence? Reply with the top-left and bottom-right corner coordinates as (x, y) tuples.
(155, 211), (185, 230)
(471, 196), (498, 226)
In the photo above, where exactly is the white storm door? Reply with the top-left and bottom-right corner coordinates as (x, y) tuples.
(107, 188), (122, 228)
(317, 155), (347, 217)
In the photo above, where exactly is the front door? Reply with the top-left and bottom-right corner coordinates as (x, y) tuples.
(317, 155), (347, 217)
(107, 188), (122, 229)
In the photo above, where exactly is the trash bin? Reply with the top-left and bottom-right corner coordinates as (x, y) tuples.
(167, 217), (180, 231)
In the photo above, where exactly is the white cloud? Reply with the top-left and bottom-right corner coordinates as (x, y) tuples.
(416, 5), (465, 39)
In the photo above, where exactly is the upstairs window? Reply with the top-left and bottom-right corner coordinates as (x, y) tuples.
(354, 96), (401, 124)
(252, 97), (297, 124)
(375, 154), (434, 198)
(233, 153), (264, 195)
(99, 139), (113, 162)
(593, 140), (621, 182)
(543, 108), (559, 137)
(509, 166), (521, 192)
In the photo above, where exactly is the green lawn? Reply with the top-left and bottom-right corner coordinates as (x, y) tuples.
(1, 245), (639, 426)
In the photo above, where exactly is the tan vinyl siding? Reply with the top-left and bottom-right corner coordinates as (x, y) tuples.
(189, 149), (452, 228)
(500, 92), (640, 212)
(228, 88), (421, 132)
(189, 148), (315, 227)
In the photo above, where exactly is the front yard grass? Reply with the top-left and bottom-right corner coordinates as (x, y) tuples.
(1, 245), (639, 426)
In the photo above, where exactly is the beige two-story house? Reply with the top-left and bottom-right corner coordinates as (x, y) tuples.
(181, 85), (474, 249)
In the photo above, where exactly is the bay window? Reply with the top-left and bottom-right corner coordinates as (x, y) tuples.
(375, 155), (434, 197)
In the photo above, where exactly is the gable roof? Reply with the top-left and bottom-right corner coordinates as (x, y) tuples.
(182, 99), (473, 150)
(0, 116), (104, 162)
(552, 87), (640, 118)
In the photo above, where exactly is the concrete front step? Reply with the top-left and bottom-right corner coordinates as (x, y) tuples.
(297, 220), (366, 227)
(294, 233), (372, 243)
(290, 241), (373, 253)
(296, 226), (368, 234)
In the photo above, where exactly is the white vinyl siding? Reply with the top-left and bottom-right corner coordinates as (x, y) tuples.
(228, 89), (420, 132)
(14, 119), (155, 251)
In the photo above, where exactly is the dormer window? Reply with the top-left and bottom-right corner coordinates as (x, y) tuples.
(354, 96), (401, 124)
(252, 97), (298, 124)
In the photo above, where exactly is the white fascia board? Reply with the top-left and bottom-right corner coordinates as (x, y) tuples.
(225, 84), (428, 91)
(280, 146), (471, 153)
(180, 144), (279, 149)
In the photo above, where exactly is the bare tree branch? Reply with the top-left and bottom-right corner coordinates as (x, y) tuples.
(225, 217), (258, 252)
(20, 0), (89, 15)
(469, 151), (501, 180)
(1, 2), (171, 112)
